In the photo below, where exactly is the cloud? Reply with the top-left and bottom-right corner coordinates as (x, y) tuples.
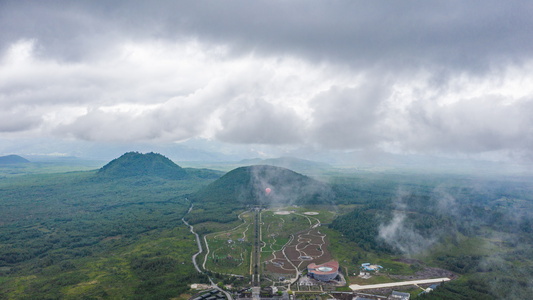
(0, 37), (339, 144)
(0, 108), (42, 132)
(400, 92), (533, 154)
(309, 82), (390, 149)
(3, 1), (532, 71)
(378, 211), (437, 256)
(216, 98), (305, 144)
(378, 190), (437, 256)
(2, 1), (533, 161)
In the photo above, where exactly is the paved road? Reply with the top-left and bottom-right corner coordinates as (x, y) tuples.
(349, 277), (450, 291)
(182, 204), (203, 273)
(183, 202), (233, 300)
(208, 277), (234, 300)
(252, 210), (260, 286)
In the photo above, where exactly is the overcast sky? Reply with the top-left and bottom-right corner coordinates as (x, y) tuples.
(1, 1), (533, 163)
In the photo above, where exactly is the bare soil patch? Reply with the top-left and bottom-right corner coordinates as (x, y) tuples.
(265, 255), (293, 274)
(299, 245), (323, 257)
(302, 235), (324, 245)
(390, 267), (455, 281)
(102, 235), (122, 241)
(285, 245), (300, 261)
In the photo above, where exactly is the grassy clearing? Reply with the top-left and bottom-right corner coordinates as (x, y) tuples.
(293, 205), (338, 223)
(204, 238), (251, 275)
(203, 211), (254, 275)
(323, 226), (419, 283)
(193, 220), (243, 235)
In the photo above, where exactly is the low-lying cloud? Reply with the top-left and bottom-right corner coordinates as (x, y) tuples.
(378, 211), (436, 256)
(378, 191), (437, 256)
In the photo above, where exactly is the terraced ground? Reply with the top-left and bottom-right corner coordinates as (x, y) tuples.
(260, 208), (336, 282)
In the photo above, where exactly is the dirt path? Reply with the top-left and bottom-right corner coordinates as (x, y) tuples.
(292, 212), (320, 227)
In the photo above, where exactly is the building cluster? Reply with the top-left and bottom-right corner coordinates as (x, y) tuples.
(389, 291), (410, 299)
(354, 290), (410, 300)
(360, 263), (383, 272)
(417, 284), (439, 296)
(190, 289), (226, 300)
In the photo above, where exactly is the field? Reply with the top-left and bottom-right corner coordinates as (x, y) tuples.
(203, 211), (254, 275)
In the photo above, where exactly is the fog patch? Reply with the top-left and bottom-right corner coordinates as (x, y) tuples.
(378, 189), (437, 256)
(248, 165), (334, 208)
(433, 185), (460, 217)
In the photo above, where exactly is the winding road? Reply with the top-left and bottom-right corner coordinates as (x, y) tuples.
(181, 204), (202, 273)
(182, 201), (233, 300)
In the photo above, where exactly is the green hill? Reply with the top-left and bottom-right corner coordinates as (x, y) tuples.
(239, 156), (331, 174)
(98, 152), (188, 179)
(188, 165), (334, 224)
(0, 154), (30, 164)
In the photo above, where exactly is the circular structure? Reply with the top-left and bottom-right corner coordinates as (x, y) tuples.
(274, 211), (291, 215)
(307, 260), (339, 281)
(303, 212), (319, 215)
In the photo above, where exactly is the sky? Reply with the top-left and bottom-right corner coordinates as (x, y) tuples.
(1, 1), (533, 165)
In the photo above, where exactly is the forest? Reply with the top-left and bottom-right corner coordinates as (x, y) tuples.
(329, 172), (533, 299)
(1, 153), (532, 299)
(0, 153), (218, 299)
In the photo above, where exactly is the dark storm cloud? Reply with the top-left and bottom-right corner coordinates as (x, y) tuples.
(2, 1), (532, 71)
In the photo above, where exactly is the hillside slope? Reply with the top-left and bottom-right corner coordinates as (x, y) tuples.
(0, 155), (30, 164)
(194, 165), (333, 206)
(239, 156), (331, 174)
(98, 152), (188, 179)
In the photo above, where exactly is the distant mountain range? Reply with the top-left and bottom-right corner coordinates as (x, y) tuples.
(0, 155), (30, 164)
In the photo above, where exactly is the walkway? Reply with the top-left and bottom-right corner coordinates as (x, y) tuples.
(349, 277), (450, 291)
